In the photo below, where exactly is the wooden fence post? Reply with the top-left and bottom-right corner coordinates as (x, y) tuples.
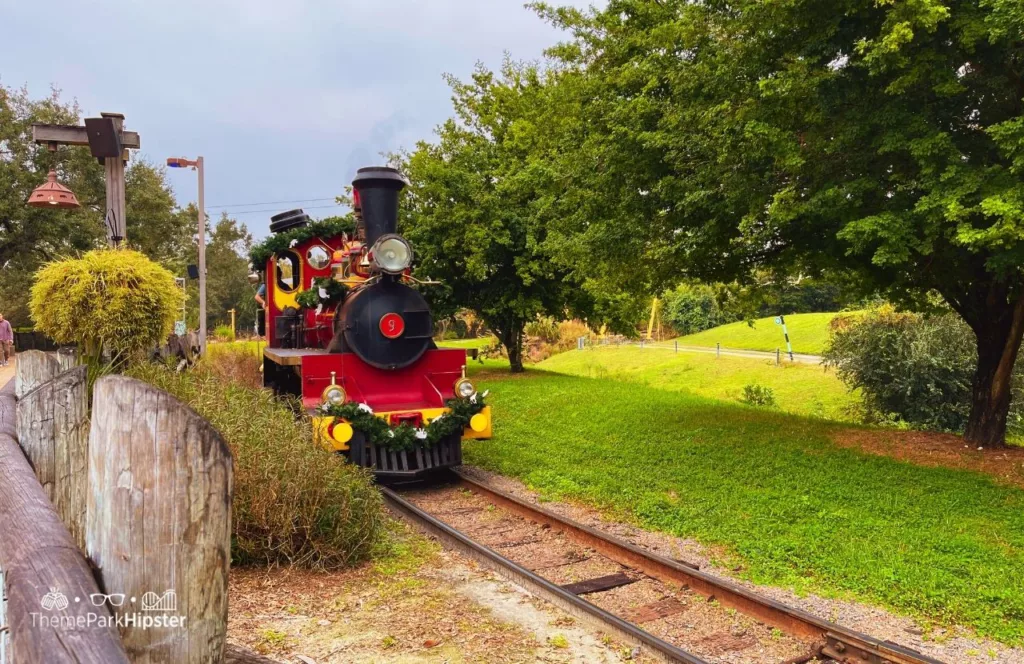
(16, 366), (89, 550)
(0, 382), (128, 664)
(86, 375), (232, 664)
(14, 351), (63, 399)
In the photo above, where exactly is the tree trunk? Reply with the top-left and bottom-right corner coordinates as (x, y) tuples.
(499, 320), (525, 373)
(963, 294), (1024, 447)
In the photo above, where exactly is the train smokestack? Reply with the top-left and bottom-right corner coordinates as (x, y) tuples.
(352, 166), (407, 247)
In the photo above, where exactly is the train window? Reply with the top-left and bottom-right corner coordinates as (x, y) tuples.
(275, 252), (300, 292)
(306, 246), (330, 270)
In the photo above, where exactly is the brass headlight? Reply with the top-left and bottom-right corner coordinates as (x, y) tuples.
(322, 384), (347, 407)
(455, 378), (475, 399)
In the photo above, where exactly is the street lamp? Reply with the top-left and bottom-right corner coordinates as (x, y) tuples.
(167, 156), (207, 356)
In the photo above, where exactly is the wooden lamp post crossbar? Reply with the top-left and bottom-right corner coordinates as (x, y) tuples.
(31, 112), (140, 247)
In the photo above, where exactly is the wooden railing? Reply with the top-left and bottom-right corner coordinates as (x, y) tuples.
(0, 351), (236, 664)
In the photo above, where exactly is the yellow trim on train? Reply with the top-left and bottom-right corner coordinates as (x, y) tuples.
(314, 405), (492, 452)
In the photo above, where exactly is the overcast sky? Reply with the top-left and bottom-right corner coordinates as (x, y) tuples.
(1, 0), (591, 238)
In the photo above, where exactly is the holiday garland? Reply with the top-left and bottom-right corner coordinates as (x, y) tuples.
(295, 277), (349, 310)
(321, 392), (488, 452)
(249, 217), (355, 269)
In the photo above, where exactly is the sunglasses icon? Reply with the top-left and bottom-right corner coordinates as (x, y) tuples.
(89, 593), (126, 607)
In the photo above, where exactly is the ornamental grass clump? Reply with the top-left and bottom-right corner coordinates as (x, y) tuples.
(129, 360), (389, 569)
(30, 249), (181, 365)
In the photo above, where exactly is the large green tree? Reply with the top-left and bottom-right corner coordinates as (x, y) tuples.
(191, 213), (257, 333)
(536, 0), (1024, 445)
(400, 63), (607, 372)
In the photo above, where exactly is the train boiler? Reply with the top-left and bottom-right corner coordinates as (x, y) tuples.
(259, 166), (491, 478)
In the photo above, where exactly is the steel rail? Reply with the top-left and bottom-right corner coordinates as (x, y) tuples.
(451, 469), (946, 664)
(381, 486), (709, 664)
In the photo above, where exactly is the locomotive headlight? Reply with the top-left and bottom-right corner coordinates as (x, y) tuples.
(455, 378), (476, 399)
(322, 385), (347, 407)
(371, 234), (413, 274)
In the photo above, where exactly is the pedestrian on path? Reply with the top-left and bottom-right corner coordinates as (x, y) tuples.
(0, 314), (12, 366)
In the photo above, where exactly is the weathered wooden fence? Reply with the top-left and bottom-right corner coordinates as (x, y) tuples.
(0, 351), (236, 664)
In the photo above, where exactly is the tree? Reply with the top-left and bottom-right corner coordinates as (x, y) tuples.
(535, 0), (1024, 445)
(199, 214), (256, 333)
(125, 160), (193, 270)
(400, 62), (599, 372)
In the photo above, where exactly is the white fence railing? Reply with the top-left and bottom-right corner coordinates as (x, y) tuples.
(577, 337), (822, 365)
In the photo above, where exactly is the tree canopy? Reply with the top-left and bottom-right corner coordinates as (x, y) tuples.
(519, 0), (1023, 444)
(399, 62), (607, 371)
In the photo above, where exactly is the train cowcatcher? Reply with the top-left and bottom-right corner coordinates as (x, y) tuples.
(258, 166), (491, 478)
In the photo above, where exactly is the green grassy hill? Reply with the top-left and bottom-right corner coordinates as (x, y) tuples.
(538, 346), (854, 420)
(675, 311), (860, 355)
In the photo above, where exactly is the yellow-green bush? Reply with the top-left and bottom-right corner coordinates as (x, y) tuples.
(30, 249), (181, 362)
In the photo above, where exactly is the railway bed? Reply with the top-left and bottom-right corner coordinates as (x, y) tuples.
(382, 470), (946, 664)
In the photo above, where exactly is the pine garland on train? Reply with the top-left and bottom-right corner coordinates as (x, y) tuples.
(295, 277), (349, 310)
(249, 217), (355, 269)
(321, 392), (487, 452)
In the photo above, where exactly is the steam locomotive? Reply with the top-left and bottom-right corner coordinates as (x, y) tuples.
(259, 166), (491, 478)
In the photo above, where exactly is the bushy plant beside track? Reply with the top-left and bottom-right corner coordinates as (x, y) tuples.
(31, 249), (181, 364)
(130, 360), (388, 569)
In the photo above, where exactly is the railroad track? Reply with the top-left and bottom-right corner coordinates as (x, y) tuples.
(382, 469), (946, 664)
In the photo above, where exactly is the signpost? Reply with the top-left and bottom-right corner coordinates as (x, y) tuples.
(775, 315), (794, 361)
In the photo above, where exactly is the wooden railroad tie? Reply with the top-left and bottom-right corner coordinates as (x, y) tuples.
(560, 572), (635, 596)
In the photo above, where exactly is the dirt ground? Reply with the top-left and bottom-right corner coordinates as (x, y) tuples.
(459, 466), (1024, 664)
(227, 524), (639, 663)
(830, 428), (1024, 489)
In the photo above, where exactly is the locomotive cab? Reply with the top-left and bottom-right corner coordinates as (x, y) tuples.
(260, 166), (490, 479)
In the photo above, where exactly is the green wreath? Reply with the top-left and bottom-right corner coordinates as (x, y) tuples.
(296, 277), (349, 310)
(321, 392), (488, 452)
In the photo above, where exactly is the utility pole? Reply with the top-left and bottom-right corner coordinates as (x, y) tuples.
(167, 156), (207, 355)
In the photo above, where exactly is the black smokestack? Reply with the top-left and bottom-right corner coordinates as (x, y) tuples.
(351, 166), (407, 247)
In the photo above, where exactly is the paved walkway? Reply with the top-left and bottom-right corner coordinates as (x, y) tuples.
(0, 357), (14, 390)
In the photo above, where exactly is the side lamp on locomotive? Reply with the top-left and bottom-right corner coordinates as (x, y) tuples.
(258, 166), (490, 479)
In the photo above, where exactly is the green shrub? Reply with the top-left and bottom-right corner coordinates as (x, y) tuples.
(525, 316), (560, 342)
(741, 383), (777, 407)
(128, 360), (388, 569)
(30, 249), (181, 364)
(662, 283), (733, 335)
(822, 306), (1019, 433)
(213, 324), (235, 342)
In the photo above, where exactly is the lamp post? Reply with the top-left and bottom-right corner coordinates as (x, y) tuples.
(167, 156), (207, 356)
(30, 112), (140, 245)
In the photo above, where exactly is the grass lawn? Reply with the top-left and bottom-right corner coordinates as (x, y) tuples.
(539, 346), (856, 421)
(676, 311), (860, 355)
(209, 339), (266, 357)
(437, 336), (497, 350)
(465, 370), (1024, 644)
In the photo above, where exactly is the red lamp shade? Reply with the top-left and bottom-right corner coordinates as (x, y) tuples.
(27, 170), (80, 209)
